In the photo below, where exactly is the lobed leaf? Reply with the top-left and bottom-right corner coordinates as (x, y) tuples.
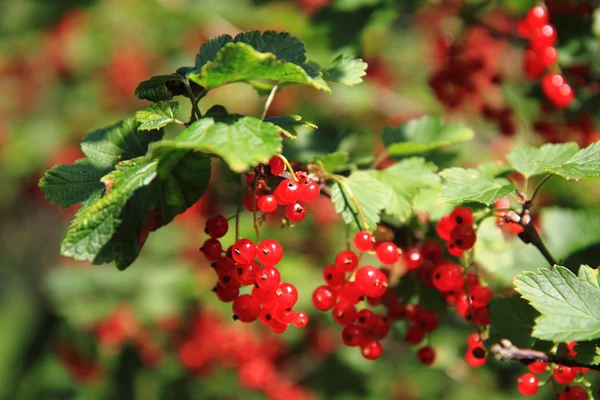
(515, 265), (600, 342)
(506, 142), (579, 179)
(265, 115), (317, 139)
(233, 30), (307, 65)
(538, 141), (600, 180)
(135, 101), (182, 131)
(325, 54), (367, 86)
(437, 167), (514, 206)
(134, 74), (185, 101)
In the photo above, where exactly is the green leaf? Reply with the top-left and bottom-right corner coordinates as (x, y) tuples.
(81, 118), (164, 169)
(135, 102), (182, 131)
(515, 265), (600, 342)
(39, 159), (107, 208)
(476, 161), (513, 179)
(437, 167), (514, 206)
(264, 115), (317, 139)
(330, 171), (389, 231)
(376, 157), (440, 222)
(506, 143), (579, 179)
(382, 116), (474, 156)
(315, 151), (350, 173)
(152, 115), (281, 173)
(541, 207), (600, 262)
(195, 34), (234, 69)
(233, 30), (307, 65)
(134, 74), (185, 101)
(60, 157), (159, 264)
(188, 42), (331, 93)
(325, 54), (367, 86)
(487, 295), (544, 349)
(574, 341), (600, 365)
(538, 141), (600, 180)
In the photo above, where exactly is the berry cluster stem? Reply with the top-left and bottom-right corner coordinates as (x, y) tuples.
(183, 80), (203, 122)
(277, 155), (299, 182)
(260, 84), (278, 121)
(252, 173), (261, 243)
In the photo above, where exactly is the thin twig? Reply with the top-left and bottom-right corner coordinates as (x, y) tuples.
(491, 339), (600, 372)
(183, 80), (202, 122)
(521, 223), (558, 266)
(252, 173), (261, 243)
(527, 174), (552, 208)
(260, 84), (278, 121)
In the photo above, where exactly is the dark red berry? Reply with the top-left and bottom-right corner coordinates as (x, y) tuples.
(403, 247), (423, 270)
(205, 215), (228, 238)
(360, 338), (382, 360)
(528, 360), (548, 374)
(332, 302), (357, 326)
(201, 238), (223, 261)
(214, 283), (239, 302)
(559, 386), (588, 400)
(323, 264), (345, 288)
(417, 346), (435, 365)
(232, 294), (261, 323)
(432, 263), (464, 292)
(450, 225), (477, 250)
(342, 325), (364, 346)
(450, 206), (473, 226)
(234, 261), (259, 286)
(356, 309), (375, 328)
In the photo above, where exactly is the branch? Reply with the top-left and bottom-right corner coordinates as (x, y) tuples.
(491, 339), (600, 372)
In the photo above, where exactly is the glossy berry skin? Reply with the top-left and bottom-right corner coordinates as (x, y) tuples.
(293, 311), (308, 328)
(252, 284), (276, 307)
(542, 73), (574, 109)
(276, 282), (298, 308)
(559, 386), (588, 400)
(257, 239), (283, 266)
(446, 242), (463, 257)
(214, 283), (239, 302)
(332, 302), (358, 326)
(300, 181), (320, 202)
(376, 242), (400, 265)
(342, 325), (364, 346)
(465, 348), (487, 368)
(432, 263), (464, 292)
(554, 365), (576, 385)
(201, 238), (223, 261)
(356, 309), (375, 328)
(337, 282), (363, 305)
(450, 225), (477, 250)
(273, 306), (294, 324)
(268, 156), (285, 175)
(243, 193), (257, 212)
(403, 247), (423, 270)
(354, 266), (387, 298)
(525, 5), (549, 29)
(205, 215), (228, 238)
(470, 286), (493, 308)
(360, 338), (382, 360)
(354, 231), (374, 252)
(286, 202), (306, 223)
(527, 360), (548, 374)
(530, 25), (557, 50)
(417, 346), (435, 366)
(234, 261), (259, 286)
(323, 264), (345, 288)
(232, 295), (261, 323)
(256, 267), (281, 291)
(335, 250), (359, 273)
(369, 315), (391, 338)
(517, 373), (539, 396)
(232, 238), (256, 263)
(257, 195), (278, 213)
(312, 285), (337, 311)
(436, 215), (454, 241)
(450, 206), (473, 226)
(258, 308), (274, 326)
(274, 179), (301, 204)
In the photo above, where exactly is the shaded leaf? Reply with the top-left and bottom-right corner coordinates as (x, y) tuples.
(574, 341), (600, 365)
(265, 115), (317, 139)
(487, 295), (543, 349)
(135, 102), (182, 131)
(325, 54), (367, 86)
(195, 34), (234, 69)
(437, 167), (514, 206)
(315, 151), (350, 173)
(134, 74), (184, 102)
(234, 30), (307, 65)
(506, 143), (579, 178)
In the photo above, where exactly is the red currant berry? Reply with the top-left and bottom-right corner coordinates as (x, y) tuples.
(354, 266), (388, 298)
(257, 194), (278, 213)
(554, 365), (576, 385)
(517, 373), (539, 396)
(446, 242), (464, 257)
(293, 311), (308, 328)
(274, 179), (301, 204)
(312, 285), (337, 311)
(234, 261), (259, 286)
(473, 307), (490, 326)
(338, 282), (364, 305)
(270, 319), (288, 334)
(450, 225), (477, 250)
(466, 332), (483, 350)
(342, 325), (364, 346)
(232, 238), (257, 263)
(465, 347), (487, 368)
(542, 73), (574, 109)
(360, 338), (382, 360)
(450, 206), (473, 226)
(376, 242), (400, 265)
(530, 24), (557, 49)
(403, 247), (423, 270)
(273, 306), (294, 325)
(356, 309), (375, 328)
(335, 250), (359, 273)
(252, 284), (276, 307)
(405, 325), (426, 345)
(275, 282), (298, 309)
(205, 215), (228, 238)
(299, 181), (320, 202)
(257, 239), (283, 266)
(286, 202), (307, 223)
(213, 283), (239, 302)
(525, 5), (549, 29)
(268, 156), (285, 176)
(421, 240), (443, 263)
(528, 360), (548, 374)
(537, 46), (558, 67)
(201, 238), (222, 261)
(432, 263), (464, 292)
(354, 231), (375, 252)
(369, 314), (391, 338)
(332, 302), (358, 326)
(559, 386), (587, 400)
(232, 294), (261, 323)
(256, 266), (281, 291)
(436, 215), (454, 241)
(323, 264), (345, 288)
(258, 308), (274, 326)
(243, 193), (257, 212)
(470, 285), (493, 308)
(417, 346), (435, 365)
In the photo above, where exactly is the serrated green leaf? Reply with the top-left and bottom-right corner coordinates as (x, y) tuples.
(515, 265), (600, 342)
(330, 171), (389, 231)
(151, 115), (281, 173)
(506, 143), (579, 178)
(195, 34), (234, 69)
(135, 102), (182, 131)
(61, 157), (159, 264)
(233, 30), (307, 65)
(315, 151), (350, 173)
(81, 118), (164, 169)
(188, 42), (330, 93)
(382, 116), (474, 156)
(325, 54), (367, 86)
(437, 167), (514, 206)
(134, 74), (184, 101)
(574, 341), (600, 365)
(487, 295), (543, 349)
(264, 115), (317, 139)
(39, 159), (107, 208)
(376, 158), (440, 221)
(538, 141), (600, 180)
(476, 162), (514, 179)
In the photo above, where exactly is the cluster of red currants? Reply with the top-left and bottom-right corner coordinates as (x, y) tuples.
(312, 232), (404, 361)
(518, 4), (574, 109)
(435, 206), (478, 257)
(518, 342), (589, 398)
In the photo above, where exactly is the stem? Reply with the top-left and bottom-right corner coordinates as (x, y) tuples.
(370, 151), (388, 169)
(277, 155), (299, 182)
(184, 80), (202, 122)
(328, 174), (368, 231)
(252, 174), (260, 243)
(528, 174), (552, 207)
(260, 84), (278, 121)
(235, 202), (241, 242)
(491, 339), (600, 372)
(523, 223), (558, 266)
